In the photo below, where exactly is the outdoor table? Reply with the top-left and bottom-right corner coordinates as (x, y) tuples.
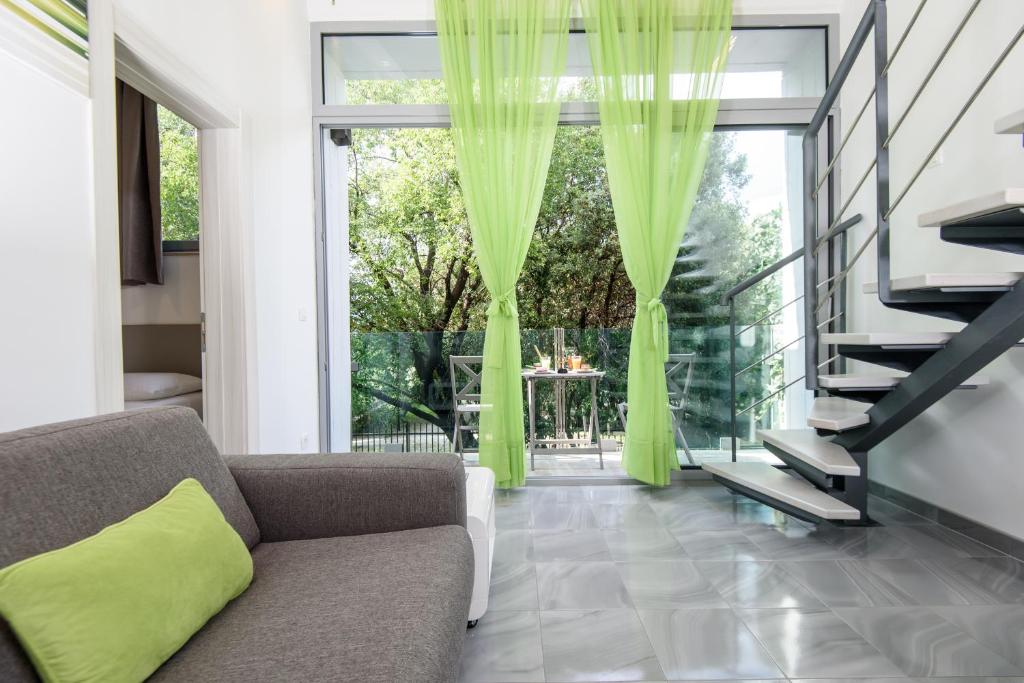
(522, 369), (605, 471)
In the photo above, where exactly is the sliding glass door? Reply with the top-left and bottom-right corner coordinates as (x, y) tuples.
(312, 18), (837, 469)
(320, 122), (811, 469)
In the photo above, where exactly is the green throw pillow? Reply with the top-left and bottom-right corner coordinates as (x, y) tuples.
(0, 478), (253, 683)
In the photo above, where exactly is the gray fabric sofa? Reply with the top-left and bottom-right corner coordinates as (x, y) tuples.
(0, 407), (474, 682)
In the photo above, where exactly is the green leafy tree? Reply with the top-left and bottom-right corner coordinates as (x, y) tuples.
(158, 106), (199, 241)
(345, 81), (787, 450)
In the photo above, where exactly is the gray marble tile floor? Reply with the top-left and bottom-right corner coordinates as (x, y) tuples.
(460, 482), (1024, 682)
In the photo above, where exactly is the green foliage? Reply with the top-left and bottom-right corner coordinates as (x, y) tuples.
(346, 82), (790, 450)
(158, 106), (199, 241)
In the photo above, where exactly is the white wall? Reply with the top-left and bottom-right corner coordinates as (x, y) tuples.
(110, 0), (319, 454)
(121, 253), (201, 325)
(0, 48), (97, 431)
(838, 0), (1024, 538)
(0, 2), (318, 453)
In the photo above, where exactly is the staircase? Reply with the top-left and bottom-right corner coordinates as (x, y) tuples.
(706, 0), (1024, 525)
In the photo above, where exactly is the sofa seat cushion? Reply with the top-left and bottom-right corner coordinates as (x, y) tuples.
(150, 525), (474, 683)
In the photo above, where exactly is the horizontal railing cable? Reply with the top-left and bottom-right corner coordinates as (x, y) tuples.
(817, 311), (844, 329)
(738, 375), (805, 416)
(736, 295), (804, 338)
(735, 336), (805, 378)
(818, 354), (840, 369)
(813, 88), (874, 197)
(880, 0), (929, 76)
(825, 160), (876, 235)
(816, 224), (879, 314)
(742, 354), (842, 416)
(813, 0), (928, 196)
(721, 217), (862, 306)
(885, 23), (1024, 219)
(882, 0), (982, 149)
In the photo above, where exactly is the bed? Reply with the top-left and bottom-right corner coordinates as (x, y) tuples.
(124, 372), (203, 419)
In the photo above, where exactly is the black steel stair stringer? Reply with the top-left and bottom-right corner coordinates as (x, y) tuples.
(835, 283), (1024, 454)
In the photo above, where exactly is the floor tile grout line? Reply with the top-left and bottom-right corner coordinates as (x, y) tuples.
(488, 486), (1024, 681)
(910, 552), (1007, 604)
(723, 599), (789, 679)
(630, 604), (676, 682)
(828, 603), (1024, 677)
(915, 603), (1024, 673)
(533, 604), (547, 683)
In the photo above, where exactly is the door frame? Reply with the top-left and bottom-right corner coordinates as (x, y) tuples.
(310, 13), (842, 455)
(89, 0), (256, 453)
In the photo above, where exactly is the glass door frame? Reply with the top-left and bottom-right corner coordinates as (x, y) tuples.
(311, 14), (841, 455)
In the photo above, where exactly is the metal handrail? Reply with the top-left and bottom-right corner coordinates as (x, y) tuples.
(801, 1), (879, 393)
(720, 214), (863, 306)
(720, 253), (802, 306)
(812, 0), (928, 195)
(726, 0), (1011, 460)
(816, 214), (866, 254)
(724, 210), (861, 460)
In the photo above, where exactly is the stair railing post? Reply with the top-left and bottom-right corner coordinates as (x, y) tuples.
(874, 0), (892, 303)
(803, 133), (820, 391)
(802, 0), (877, 391)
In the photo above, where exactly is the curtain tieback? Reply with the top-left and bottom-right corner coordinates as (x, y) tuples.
(487, 290), (519, 318)
(644, 295), (669, 362)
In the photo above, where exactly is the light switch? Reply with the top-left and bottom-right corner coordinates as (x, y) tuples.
(298, 307), (308, 322)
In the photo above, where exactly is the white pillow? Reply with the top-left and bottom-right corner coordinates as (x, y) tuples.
(124, 373), (202, 401)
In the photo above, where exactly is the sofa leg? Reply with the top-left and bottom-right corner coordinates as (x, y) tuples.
(467, 619), (479, 629)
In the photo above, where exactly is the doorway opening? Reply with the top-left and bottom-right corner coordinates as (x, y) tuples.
(118, 93), (205, 421)
(322, 123), (806, 476)
(312, 19), (837, 477)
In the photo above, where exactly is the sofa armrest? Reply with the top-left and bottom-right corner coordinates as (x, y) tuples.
(222, 453), (467, 543)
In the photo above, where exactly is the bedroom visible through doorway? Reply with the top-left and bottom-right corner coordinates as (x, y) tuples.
(119, 96), (205, 421)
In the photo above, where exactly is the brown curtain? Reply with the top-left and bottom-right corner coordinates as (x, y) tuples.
(117, 80), (163, 285)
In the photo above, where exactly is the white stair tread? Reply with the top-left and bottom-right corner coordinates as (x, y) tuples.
(996, 108), (1024, 135)
(807, 397), (870, 432)
(819, 372), (989, 389)
(863, 273), (1024, 293)
(758, 429), (860, 475)
(702, 462), (860, 520)
(821, 331), (953, 346)
(918, 189), (1024, 227)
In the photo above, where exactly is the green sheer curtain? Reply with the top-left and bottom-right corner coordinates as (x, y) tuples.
(437, 0), (570, 488)
(584, 0), (732, 486)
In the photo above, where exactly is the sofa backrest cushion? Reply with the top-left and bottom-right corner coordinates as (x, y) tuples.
(0, 407), (260, 681)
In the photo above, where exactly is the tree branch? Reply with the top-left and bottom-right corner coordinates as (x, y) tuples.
(353, 381), (449, 434)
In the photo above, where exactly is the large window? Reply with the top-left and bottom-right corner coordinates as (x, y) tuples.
(157, 106), (199, 246)
(314, 18), (834, 467)
(322, 27), (826, 105)
(343, 122), (804, 463)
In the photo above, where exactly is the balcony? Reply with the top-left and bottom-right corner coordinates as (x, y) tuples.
(350, 323), (802, 477)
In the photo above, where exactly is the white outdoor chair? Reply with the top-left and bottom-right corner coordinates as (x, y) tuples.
(617, 352), (697, 465)
(449, 355), (484, 459)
